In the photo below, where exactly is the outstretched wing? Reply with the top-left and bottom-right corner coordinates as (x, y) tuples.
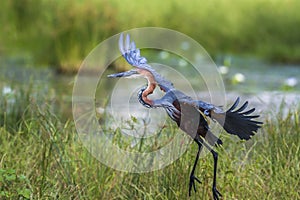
(182, 97), (262, 140)
(118, 33), (175, 92)
(209, 97), (263, 140)
(119, 33), (148, 67)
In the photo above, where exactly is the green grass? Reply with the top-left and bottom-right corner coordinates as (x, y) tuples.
(0, 83), (300, 199)
(1, 0), (300, 72)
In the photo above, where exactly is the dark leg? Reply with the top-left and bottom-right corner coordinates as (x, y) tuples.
(202, 141), (222, 200)
(189, 139), (203, 196)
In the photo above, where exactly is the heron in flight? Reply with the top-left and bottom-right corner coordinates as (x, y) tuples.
(108, 33), (263, 199)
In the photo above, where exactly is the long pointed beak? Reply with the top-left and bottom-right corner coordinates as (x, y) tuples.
(107, 70), (138, 78)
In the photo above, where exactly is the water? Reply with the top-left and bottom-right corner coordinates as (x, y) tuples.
(1, 56), (299, 120)
(216, 57), (300, 93)
(215, 56), (300, 118)
(0, 64), (74, 118)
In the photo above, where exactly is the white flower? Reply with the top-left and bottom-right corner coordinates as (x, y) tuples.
(232, 73), (245, 83)
(284, 77), (297, 87)
(2, 86), (13, 95)
(218, 66), (229, 75)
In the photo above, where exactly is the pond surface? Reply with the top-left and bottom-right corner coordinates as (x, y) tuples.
(1, 56), (299, 121)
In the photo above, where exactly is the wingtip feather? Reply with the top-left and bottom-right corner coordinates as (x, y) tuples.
(220, 98), (263, 140)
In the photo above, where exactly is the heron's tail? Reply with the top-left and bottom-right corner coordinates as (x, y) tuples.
(217, 97), (263, 140)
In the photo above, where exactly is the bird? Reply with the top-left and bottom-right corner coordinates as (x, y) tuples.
(108, 33), (263, 200)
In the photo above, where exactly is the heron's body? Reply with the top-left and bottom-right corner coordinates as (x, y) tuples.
(108, 33), (263, 200)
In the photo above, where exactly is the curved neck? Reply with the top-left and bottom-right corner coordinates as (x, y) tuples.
(137, 68), (157, 106)
(142, 82), (156, 105)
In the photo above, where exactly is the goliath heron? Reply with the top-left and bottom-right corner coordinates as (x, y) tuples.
(108, 33), (263, 199)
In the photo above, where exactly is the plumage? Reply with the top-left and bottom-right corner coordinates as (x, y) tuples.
(108, 33), (263, 200)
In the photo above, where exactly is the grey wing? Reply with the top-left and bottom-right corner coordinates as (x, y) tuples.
(196, 100), (223, 114)
(119, 33), (148, 66)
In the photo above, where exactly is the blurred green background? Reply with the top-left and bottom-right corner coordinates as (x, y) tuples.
(1, 1), (300, 199)
(1, 0), (300, 72)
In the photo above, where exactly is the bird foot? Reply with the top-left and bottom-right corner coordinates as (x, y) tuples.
(212, 187), (222, 200)
(188, 175), (202, 196)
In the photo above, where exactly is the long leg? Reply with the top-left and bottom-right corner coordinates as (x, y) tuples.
(189, 139), (203, 196)
(202, 140), (222, 200)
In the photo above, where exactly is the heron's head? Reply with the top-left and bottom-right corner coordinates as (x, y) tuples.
(108, 68), (155, 83)
(107, 67), (156, 108)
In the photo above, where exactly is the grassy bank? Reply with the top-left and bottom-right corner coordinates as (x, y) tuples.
(0, 83), (299, 199)
(1, 0), (300, 72)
